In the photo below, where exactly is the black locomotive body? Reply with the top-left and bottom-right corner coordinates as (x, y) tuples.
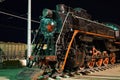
(27, 4), (120, 75)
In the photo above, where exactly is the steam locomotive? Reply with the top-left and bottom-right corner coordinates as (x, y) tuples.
(27, 4), (120, 75)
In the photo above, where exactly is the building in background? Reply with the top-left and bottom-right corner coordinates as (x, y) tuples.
(0, 41), (27, 62)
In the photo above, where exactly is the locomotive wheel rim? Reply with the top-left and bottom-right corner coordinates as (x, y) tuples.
(87, 60), (95, 68)
(110, 53), (116, 64)
(103, 58), (109, 66)
(95, 51), (103, 67)
(102, 51), (109, 66)
(87, 54), (96, 68)
(110, 57), (116, 64)
(96, 59), (103, 67)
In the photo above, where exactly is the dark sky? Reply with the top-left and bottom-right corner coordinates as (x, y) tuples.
(0, 0), (120, 43)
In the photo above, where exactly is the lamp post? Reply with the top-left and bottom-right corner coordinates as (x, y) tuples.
(27, 0), (31, 58)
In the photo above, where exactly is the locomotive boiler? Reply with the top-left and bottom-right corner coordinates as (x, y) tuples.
(26, 4), (120, 78)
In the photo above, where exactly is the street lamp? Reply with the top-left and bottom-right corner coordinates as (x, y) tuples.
(27, 0), (31, 58)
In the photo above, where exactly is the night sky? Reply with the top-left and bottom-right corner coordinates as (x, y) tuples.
(0, 0), (120, 43)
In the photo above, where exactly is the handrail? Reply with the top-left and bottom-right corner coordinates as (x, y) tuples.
(59, 30), (79, 72)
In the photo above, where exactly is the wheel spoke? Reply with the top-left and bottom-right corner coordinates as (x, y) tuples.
(110, 53), (116, 64)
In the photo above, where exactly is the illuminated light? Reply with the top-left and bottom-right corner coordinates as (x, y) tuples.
(43, 44), (47, 49)
(105, 23), (119, 30)
(51, 22), (54, 25)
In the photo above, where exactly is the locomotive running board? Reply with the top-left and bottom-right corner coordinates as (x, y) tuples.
(78, 30), (115, 39)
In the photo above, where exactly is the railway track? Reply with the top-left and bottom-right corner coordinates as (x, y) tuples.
(17, 63), (120, 80)
(23, 63), (120, 80)
(78, 63), (120, 75)
(55, 63), (120, 80)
